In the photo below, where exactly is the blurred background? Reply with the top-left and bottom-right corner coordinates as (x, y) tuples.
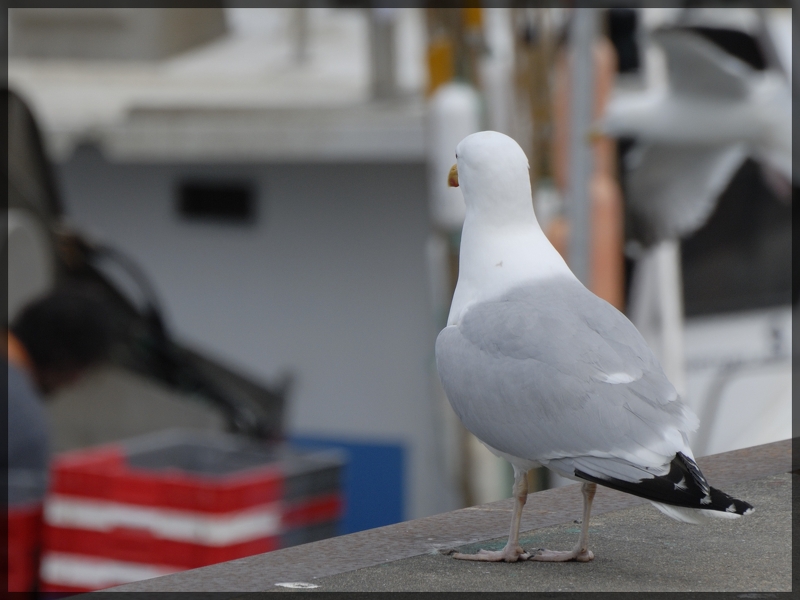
(5, 4), (793, 592)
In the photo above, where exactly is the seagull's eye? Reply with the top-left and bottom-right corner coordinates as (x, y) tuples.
(455, 153), (458, 159)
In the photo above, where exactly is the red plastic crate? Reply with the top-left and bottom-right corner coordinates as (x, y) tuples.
(42, 524), (281, 569)
(49, 445), (285, 512)
(39, 429), (344, 592)
(8, 503), (43, 592)
(282, 493), (343, 529)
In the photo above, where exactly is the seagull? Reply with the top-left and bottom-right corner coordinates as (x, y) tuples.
(435, 131), (753, 563)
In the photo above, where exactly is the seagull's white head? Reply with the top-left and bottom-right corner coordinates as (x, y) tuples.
(445, 132), (572, 325)
(449, 131), (536, 226)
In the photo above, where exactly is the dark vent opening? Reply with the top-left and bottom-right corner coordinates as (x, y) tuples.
(178, 180), (256, 223)
(680, 159), (792, 316)
(687, 26), (767, 71)
(608, 8), (640, 74)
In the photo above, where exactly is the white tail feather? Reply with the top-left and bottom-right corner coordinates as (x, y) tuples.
(650, 501), (749, 524)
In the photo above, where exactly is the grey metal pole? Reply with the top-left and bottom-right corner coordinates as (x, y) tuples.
(370, 8), (397, 100)
(293, 7), (309, 64)
(566, 8), (596, 286)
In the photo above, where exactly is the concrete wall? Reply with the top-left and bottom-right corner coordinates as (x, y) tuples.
(54, 147), (455, 521)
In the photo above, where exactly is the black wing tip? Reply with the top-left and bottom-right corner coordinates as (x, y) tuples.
(575, 452), (754, 515)
(679, 453), (754, 515)
(709, 486), (754, 516)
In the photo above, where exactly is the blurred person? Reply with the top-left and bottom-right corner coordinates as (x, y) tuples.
(6, 285), (113, 480)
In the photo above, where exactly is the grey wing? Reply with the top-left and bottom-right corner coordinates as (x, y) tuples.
(653, 28), (751, 100)
(435, 278), (698, 482)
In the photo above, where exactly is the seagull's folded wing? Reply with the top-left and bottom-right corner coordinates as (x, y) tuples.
(435, 276), (699, 482)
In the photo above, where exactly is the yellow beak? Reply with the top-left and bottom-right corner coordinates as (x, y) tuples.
(448, 163), (459, 187)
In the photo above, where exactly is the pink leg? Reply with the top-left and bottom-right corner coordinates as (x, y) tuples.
(531, 482), (596, 562)
(453, 466), (532, 562)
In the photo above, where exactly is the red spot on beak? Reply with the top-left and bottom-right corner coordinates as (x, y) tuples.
(448, 163), (459, 187)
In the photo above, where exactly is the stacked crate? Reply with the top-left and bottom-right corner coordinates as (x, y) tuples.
(7, 471), (47, 592)
(38, 429), (344, 592)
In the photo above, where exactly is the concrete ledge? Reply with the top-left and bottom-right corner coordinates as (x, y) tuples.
(106, 438), (792, 593)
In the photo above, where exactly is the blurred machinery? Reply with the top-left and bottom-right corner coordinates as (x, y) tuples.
(7, 87), (297, 590)
(603, 16), (792, 394)
(6, 87), (291, 444)
(600, 7), (793, 456)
